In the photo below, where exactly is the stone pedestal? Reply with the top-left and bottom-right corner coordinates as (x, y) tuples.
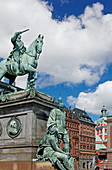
(0, 161), (32, 170)
(0, 89), (57, 169)
(0, 161), (57, 170)
(33, 161), (57, 170)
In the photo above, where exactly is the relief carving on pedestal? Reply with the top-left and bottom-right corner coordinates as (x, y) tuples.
(7, 117), (22, 138)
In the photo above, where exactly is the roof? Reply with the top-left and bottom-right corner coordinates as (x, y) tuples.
(72, 108), (94, 124)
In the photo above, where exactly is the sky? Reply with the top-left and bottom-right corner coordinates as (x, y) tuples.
(0, 0), (112, 121)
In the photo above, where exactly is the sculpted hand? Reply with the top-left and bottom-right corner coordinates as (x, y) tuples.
(15, 32), (21, 36)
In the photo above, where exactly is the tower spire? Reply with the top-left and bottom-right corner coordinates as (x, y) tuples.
(100, 105), (107, 117)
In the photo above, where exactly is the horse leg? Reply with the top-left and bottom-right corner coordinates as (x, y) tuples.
(26, 73), (32, 89)
(29, 71), (38, 83)
(26, 71), (37, 89)
(33, 71), (38, 81)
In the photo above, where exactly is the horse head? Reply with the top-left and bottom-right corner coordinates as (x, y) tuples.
(36, 34), (44, 55)
(26, 34), (44, 58)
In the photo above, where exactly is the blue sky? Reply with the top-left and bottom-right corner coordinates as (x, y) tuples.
(1, 0), (112, 122)
(44, 0), (112, 19)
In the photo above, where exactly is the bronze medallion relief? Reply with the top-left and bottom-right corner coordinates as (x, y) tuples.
(7, 117), (22, 138)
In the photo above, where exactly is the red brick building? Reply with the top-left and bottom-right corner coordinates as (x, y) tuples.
(66, 109), (79, 169)
(66, 108), (95, 170)
(74, 108), (95, 170)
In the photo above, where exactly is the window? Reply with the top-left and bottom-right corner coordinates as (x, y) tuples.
(105, 129), (107, 133)
(87, 145), (89, 149)
(83, 162), (85, 168)
(93, 138), (95, 143)
(93, 145), (95, 150)
(87, 138), (89, 142)
(83, 137), (86, 142)
(83, 145), (86, 149)
(90, 146), (92, 150)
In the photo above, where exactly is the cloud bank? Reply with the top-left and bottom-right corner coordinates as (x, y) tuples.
(0, 1), (112, 89)
(67, 81), (112, 115)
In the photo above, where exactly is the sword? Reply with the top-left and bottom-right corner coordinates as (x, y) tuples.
(20, 29), (29, 34)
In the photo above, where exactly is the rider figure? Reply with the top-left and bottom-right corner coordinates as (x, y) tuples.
(8, 29), (29, 74)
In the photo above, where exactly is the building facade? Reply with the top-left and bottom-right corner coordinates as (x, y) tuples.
(66, 109), (80, 169)
(95, 106), (108, 150)
(73, 108), (95, 170)
(66, 108), (95, 170)
(95, 106), (108, 169)
(106, 115), (112, 169)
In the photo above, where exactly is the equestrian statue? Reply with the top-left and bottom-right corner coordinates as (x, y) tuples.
(0, 29), (44, 89)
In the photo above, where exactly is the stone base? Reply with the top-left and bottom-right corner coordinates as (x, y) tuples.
(0, 161), (32, 170)
(0, 161), (57, 170)
(33, 161), (56, 170)
(0, 96), (56, 162)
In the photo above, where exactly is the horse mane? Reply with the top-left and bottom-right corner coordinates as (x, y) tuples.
(26, 38), (37, 56)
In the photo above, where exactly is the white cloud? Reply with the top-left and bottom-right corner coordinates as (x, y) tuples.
(67, 81), (112, 115)
(67, 96), (77, 107)
(0, 1), (112, 88)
